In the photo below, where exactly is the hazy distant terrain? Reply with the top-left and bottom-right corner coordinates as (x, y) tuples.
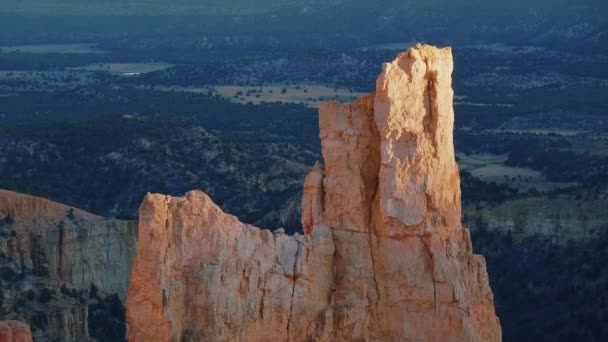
(2, 0), (343, 15)
(1, 0), (607, 52)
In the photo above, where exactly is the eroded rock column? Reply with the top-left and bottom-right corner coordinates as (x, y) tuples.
(127, 44), (501, 342)
(302, 44), (501, 341)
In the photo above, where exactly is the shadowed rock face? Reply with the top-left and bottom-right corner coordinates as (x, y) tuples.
(126, 44), (501, 341)
(0, 190), (137, 299)
(0, 190), (138, 341)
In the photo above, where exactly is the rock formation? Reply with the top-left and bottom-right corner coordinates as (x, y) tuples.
(126, 44), (501, 341)
(0, 320), (32, 342)
(0, 190), (138, 341)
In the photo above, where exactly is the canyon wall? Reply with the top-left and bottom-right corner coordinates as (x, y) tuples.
(126, 44), (501, 341)
(0, 190), (138, 341)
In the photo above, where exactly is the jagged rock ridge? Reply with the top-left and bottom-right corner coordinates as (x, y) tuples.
(126, 44), (501, 341)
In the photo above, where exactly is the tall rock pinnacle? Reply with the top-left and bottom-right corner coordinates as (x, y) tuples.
(126, 44), (501, 341)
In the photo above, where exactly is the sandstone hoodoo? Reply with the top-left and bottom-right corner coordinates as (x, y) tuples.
(126, 44), (502, 341)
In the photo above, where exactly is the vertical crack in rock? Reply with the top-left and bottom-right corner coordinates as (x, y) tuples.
(329, 227), (338, 305)
(259, 289), (265, 320)
(286, 240), (301, 336)
(368, 105), (382, 320)
(365, 224), (380, 334)
(366, 186), (381, 318)
(162, 198), (172, 315)
(126, 44), (502, 342)
(423, 59), (439, 139)
(367, 233), (379, 279)
(421, 235), (438, 335)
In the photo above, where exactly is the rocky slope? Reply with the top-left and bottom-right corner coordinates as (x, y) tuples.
(0, 190), (138, 341)
(126, 44), (501, 341)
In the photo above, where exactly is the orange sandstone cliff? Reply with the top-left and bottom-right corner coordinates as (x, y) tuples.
(0, 321), (32, 342)
(126, 44), (502, 341)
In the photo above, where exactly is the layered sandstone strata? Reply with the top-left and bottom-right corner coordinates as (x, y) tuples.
(0, 190), (138, 341)
(126, 44), (502, 341)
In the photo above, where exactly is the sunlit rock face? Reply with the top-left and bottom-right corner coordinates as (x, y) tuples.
(126, 44), (501, 342)
(0, 320), (33, 342)
(126, 190), (335, 341)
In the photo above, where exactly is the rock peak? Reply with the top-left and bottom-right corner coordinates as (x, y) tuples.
(375, 44), (459, 231)
(126, 44), (501, 341)
(308, 44), (460, 236)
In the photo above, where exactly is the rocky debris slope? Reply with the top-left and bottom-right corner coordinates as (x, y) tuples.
(0, 190), (138, 341)
(126, 44), (501, 341)
(0, 320), (32, 342)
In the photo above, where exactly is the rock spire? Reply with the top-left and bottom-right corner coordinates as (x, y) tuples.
(126, 44), (501, 341)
